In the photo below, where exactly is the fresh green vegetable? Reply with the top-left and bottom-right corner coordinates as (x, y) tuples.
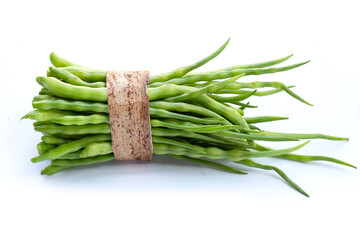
(23, 39), (354, 197)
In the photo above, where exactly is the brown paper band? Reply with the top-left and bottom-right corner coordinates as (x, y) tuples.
(106, 71), (153, 161)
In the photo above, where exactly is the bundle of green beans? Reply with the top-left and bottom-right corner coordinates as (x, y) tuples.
(23, 38), (355, 197)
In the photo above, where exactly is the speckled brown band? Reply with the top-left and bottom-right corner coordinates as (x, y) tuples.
(106, 71), (153, 161)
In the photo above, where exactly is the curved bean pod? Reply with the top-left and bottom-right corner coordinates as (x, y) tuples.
(149, 38), (230, 83)
(237, 159), (309, 197)
(34, 124), (111, 135)
(170, 155), (247, 175)
(31, 134), (111, 162)
(52, 154), (115, 167)
(52, 114), (109, 125)
(152, 136), (205, 153)
(36, 76), (107, 102)
(165, 74), (244, 102)
(60, 66), (106, 82)
(49, 67), (105, 88)
(149, 108), (221, 125)
(80, 142), (113, 158)
(37, 142), (57, 154)
(149, 61), (310, 87)
(32, 99), (108, 113)
(151, 119), (245, 133)
(41, 136), (70, 145)
(50, 52), (83, 68)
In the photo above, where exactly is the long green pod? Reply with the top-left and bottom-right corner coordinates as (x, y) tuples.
(151, 127), (249, 150)
(60, 66), (106, 82)
(258, 131), (349, 141)
(170, 155), (247, 175)
(149, 107), (221, 125)
(33, 94), (58, 102)
(50, 52), (83, 68)
(31, 134), (111, 163)
(49, 66), (105, 88)
(255, 144), (356, 169)
(150, 119), (246, 133)
(152, 141), (309, 161)
(41, 164), (73, 175)
(52, 114), (109, 125)
(212, 130), (299, 142)
(165, 74), (245, 102)
(52, 154), (115, 167)
(22, 110), (75, 122)
(214, 86), (295, 96)
(36, 76), (107, 102)
(37, 142), (57, 154)
(244, 116), (289, 124)
(149, 61), (310, 87)
(34, 124), (111, 135)
(152, 136), (205, 153)
(208, 90), (257, 102)
(149, 38), (230, 83)
(222, 81), (312, 106)
(80, 142), (113, 158)
(32, 99), (109, 113)
(237, 159), (309, 197)
(41, 136), (70, 145)
(219, 54), (294, 71)
(149, 101), (231, 123)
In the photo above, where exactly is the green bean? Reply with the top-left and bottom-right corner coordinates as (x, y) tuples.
(149, 61), (310, 87)
(258, 131), (349, 141)
(149, 38), (230, 83)
(34, 124), (110, 135)
(33, 94), (58, 102)
(149, 107), (221, 125)
(41, 164), (73, 175)
(57, 150), (82, 159)
(153, 141), (309, 161)
(149, 85), (251, 129)
(50, 52), (83, 68)
(52, 154), (114, 167)
(218, 54), (294, 71)
(149, 101), (230, 123)
(36, 77), (107, 102)
(212, 130), (299, 142)
(255, 144), (356, 169)
(237, 159), (309, 197)
(223, 81), (312, 106)
(230, 101), (258, 108)
(49, 66), (105, 88)
(150, 119), (246, 133)
(151, 85), (248, 130)
(151, 127), (249, 150)
(170, 155), (247, 175)
(152, 136), (205, 153)
(52, 114), (109, 125)
(39, 88), (56, 97)
(41, 136), (71, 145)
(31, 134), (111, 162)
(32, 99), (108, 113)
(214, 86), (296, 96)
(22, 110), (75, 122)
(165, 74), (245, 102)
(208, 90), (256, 102)
(80, 142), (113, 158)
(37, 142), (57, 154)
(60, 66), (106, 82)
(244, 116), (288, 124)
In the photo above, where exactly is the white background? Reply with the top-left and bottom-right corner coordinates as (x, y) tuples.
(0, 0), (359, 239)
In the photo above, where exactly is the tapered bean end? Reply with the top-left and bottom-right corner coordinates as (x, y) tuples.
(36, 76), (46, 87)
